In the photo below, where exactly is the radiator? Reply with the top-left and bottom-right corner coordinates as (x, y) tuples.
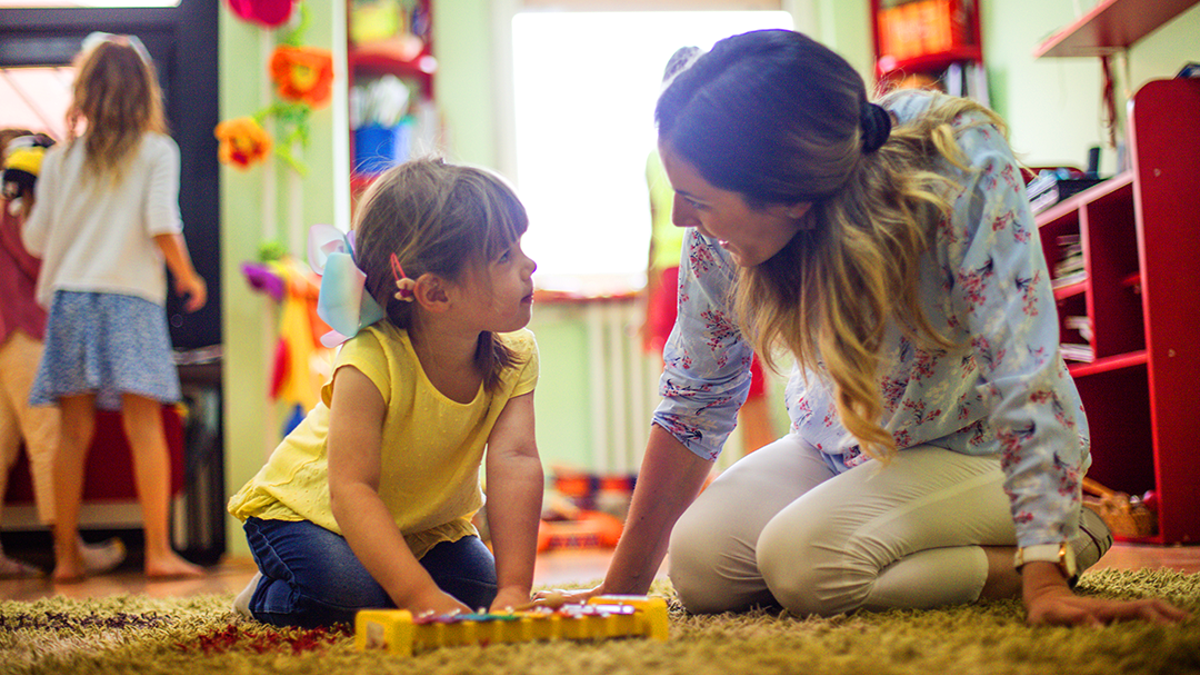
(581, 297), (660, 476)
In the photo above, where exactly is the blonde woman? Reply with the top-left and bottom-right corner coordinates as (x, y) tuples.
(556, 30), (1187, 626)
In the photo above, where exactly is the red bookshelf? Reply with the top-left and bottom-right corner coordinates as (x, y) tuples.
(346, 0), (437, 201)
(1033, 0), (1200, 58)
(1037, 78), (1200, 544)
(870, 0), (984, 93)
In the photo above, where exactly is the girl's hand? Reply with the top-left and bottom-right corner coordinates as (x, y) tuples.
(490, 586), (536, 613)
(176, 273), (207, 312)
(407, 586), (473, 617)
(1022, 562), (1190, 626)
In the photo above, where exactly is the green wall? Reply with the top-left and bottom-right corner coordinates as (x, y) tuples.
(982, 0), (1200, 174)
(219, 0), (348, 554)
(219, 0), (1200, 556)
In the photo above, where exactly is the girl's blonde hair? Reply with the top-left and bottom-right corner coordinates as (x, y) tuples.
(353, 158), (529, 392)
(67, 37), (167, 184)
(657, 30), (1004, 462)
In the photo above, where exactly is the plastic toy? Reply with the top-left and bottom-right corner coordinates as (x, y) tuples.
(354, 595), (669, 656)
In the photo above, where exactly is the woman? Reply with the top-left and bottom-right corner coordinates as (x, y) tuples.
(557, 29), (1186, 627)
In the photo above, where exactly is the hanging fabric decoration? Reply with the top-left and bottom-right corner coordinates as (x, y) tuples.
(215, 117), (273, 170)
(270, 45), (335, 109)
(226, 0), (296, 27)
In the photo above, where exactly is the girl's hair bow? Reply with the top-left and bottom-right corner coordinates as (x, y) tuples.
(308, 224), (385, 347)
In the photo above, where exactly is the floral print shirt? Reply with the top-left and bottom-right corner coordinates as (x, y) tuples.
(652, 90), (1090, 548)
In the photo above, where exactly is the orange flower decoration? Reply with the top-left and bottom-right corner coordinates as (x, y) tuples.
(270, 45), (334, 108)
(215, 117), (273, 170)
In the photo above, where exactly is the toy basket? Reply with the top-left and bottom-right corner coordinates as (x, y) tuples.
(1082, 477), (1156, 538)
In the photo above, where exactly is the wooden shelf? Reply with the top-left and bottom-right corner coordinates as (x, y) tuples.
(349, 40), (437, 81)
(1052, 279), (1086, 301)
(1036, 78), (1200, 544)
(1034, 171), (1133, 223)
(1034, 0), (1200, 58)
(1067, 350), (1146, 377)
(876, 45), (984, 79)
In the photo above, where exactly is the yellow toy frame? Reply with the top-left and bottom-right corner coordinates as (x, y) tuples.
(354, 595), (669, 656)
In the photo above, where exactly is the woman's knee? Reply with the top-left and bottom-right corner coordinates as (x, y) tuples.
(756, 512), (873, 617)
(668, 493), (775, 614)
(667, 503), (723, 611)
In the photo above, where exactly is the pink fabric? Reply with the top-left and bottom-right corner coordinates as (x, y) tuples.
(0, 207), (46, 343)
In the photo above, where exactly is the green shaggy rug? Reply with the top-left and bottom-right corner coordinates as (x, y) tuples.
(3, 569), (1199, 675)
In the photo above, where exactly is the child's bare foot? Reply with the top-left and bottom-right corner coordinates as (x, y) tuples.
(52, 543), (87, 583)
(144, 551), (206, 579)
(51, 560), (88, 584)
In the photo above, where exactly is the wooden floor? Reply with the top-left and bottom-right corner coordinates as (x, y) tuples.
(0, 543), (1197, 604)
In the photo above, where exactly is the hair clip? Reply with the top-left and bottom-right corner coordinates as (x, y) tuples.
(82, 32), (153, 66)
(390, 253), (416, 302)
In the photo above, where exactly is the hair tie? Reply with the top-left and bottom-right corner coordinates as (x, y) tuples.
(661, 45), (703, 90)
(860, 101), (892, 154)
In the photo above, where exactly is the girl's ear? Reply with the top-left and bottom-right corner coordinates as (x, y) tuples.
(412, 273), (451, 312)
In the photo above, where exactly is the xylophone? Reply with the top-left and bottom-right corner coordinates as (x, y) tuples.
(354, 595), (669, 656)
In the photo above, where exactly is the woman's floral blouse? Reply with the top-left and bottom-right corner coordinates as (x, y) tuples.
(652, 89), (1090, 549)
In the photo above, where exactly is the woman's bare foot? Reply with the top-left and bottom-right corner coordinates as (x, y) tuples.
(144, 551), (206, 579)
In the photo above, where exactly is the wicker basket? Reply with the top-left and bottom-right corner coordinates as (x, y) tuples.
(1082, 477), (1156, 538)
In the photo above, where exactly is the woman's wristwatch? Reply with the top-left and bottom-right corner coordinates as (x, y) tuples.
(1014, 542), (1078, 587)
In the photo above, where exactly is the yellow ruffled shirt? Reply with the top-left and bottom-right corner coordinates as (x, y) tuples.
(228, 323), (539, 559)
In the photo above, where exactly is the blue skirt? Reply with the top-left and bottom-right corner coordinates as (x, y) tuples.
(30, 291), (181, 410)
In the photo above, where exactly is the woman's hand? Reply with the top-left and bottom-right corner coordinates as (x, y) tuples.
(1022, 562), (1190, 626)
(531, 585), (604, 606)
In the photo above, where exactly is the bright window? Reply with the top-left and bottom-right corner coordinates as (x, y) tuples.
(511, 11), (793, 294)
(0, 67), (74, 140)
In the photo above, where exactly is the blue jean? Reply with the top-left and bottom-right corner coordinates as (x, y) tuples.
(243, 517), (498, 627)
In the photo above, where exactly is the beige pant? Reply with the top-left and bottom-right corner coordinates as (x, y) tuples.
(0, 330), (59, 524)
(669, 437), (1015, 616)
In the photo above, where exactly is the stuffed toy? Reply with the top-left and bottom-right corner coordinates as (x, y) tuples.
(2, 134), (54, 216)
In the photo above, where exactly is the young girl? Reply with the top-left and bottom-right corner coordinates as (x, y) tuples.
(554, 29), (1188, 627)
(22, 35), (208, 582)
(227, 158), (542, 628)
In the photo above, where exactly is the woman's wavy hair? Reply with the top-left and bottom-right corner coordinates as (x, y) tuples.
(353, 158), (529, 392)
(656, 29), (1004, 462)
(67, 37), (167, 185)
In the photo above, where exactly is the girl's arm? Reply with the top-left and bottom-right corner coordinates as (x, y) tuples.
(154, 233), (206, 312)
(327, 365), (470, 616)
(483, 391), (543, 612)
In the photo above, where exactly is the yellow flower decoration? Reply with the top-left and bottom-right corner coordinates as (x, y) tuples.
(215, 117), (273, 170)
(270, 45), (335, 109)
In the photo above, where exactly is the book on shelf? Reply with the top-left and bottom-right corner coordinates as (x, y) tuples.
(1052, 270), (1087, 289)
(1052, 233), (1085, 288)
(1060, 343), (1095, 363)
(1064, 315), (1093, 343)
